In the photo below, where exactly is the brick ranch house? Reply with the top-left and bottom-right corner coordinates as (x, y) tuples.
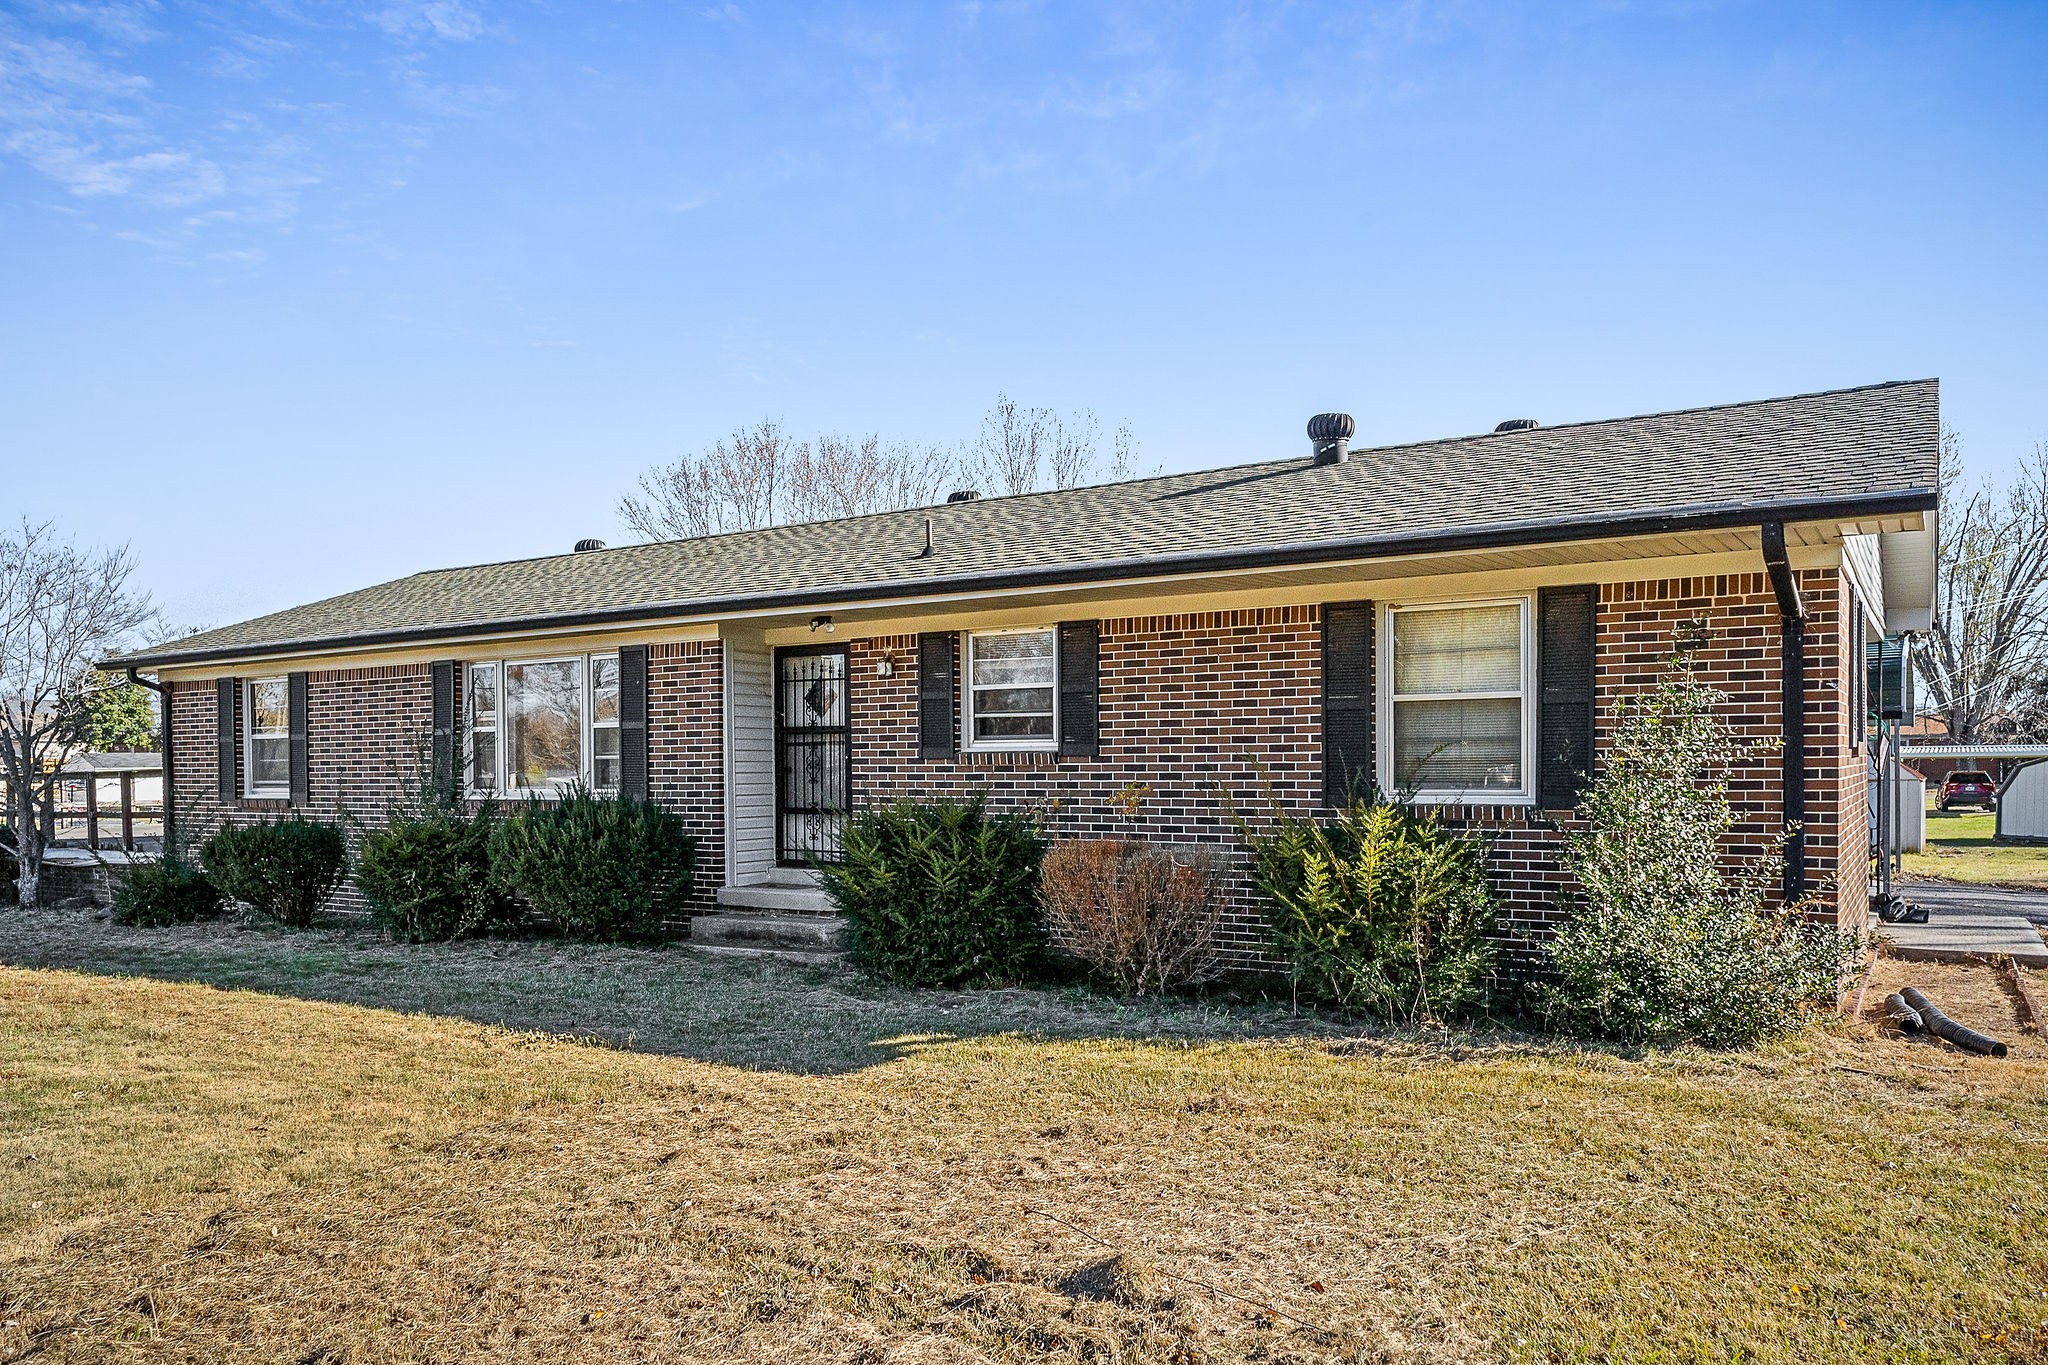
(110, 380), (1939, 963)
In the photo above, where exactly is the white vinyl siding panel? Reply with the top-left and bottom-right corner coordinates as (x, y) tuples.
(723, 626), (777, 884)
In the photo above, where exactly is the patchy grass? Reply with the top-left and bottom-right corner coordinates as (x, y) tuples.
(1, 908), (2046, 1363)
(1906, 808), (2048, 891)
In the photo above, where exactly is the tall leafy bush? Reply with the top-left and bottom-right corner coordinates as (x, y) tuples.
(1541, 647), (1860, 1047)
(201, 817), (348, 927)
(1246, 799), (1496, 1024)
(487, 787), (695, 942)
(819, 797), (1045, 987)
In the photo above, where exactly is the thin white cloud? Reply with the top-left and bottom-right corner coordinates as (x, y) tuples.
(0, 0), (511, 258)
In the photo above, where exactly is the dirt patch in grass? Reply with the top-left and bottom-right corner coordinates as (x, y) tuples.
(3, 909), (2048, 1362)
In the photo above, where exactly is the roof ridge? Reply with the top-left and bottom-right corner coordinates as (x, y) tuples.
(409, 378), (1935, 582)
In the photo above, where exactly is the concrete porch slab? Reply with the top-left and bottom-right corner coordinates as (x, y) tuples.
(1884, 881), (2048, 967)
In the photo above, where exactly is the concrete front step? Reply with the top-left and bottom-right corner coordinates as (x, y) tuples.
(691, 910), (849, 952)
(716, 883), (836, 915)
(764, 865), (824, 888)
(685, 942), (848, 967)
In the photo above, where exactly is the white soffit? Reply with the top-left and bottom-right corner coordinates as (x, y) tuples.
(1879, 524), (1936, 633)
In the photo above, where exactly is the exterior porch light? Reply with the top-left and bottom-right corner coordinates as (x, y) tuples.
(810, 615), (835, 633)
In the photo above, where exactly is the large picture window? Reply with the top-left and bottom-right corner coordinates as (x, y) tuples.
(963, 628), (1057, 750)
(244, 677), (289, 797)
(464, 653), (619, 796)
(1381, 599), (1533, 802)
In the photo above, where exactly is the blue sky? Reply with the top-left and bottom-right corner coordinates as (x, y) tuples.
(3, 1), (2044, 634)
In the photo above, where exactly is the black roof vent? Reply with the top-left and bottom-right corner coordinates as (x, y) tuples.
(1307, 412), (1355, 465)
(946, 489), (981, 503)
(573, 538), (607, 553)
(1494, 419), (1539, 433)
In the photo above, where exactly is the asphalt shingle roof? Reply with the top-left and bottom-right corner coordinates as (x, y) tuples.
(117, 379), (1939, 667)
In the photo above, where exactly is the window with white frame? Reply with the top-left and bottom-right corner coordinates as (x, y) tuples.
(591, 655), (621, 789)
(466, 663), (499, 793)
(244, 677), (290, 797)
(1381, 599), (1532, 801)
(963, 628), (1057, 749)
(464, 653), (620, 796)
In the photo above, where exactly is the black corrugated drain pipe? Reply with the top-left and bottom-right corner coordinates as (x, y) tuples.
(1760, 522), (1806, 906)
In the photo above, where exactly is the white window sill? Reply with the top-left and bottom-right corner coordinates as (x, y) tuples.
(961, 744), (1059, 756)
(244, 789), (290, 801)
(1399, 791), (1536, 807)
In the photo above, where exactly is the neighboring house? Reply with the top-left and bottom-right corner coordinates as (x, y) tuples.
(109, 380), (1941, 961)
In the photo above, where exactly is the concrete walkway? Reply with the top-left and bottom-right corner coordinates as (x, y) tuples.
(1884, 880), (2048, 967)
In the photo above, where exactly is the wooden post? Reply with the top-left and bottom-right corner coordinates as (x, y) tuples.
(84, 774), (99, 851)
(120, 773), (135, 852)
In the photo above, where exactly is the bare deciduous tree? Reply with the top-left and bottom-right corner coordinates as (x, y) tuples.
(787, 435), (955, 524)
(964, 393), (1136, 497)
(1918, 431), (2048, 743)
(618, 420), (796, 541)
(1, 520), (156, 906)
(617, 397), (1142, 543)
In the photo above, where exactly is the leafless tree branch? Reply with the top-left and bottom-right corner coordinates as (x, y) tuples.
(1, 519), (157, 906)
(1918, 431), (2048, 743)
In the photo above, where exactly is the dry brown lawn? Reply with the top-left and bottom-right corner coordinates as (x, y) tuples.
(2, 908), (2047, 1363)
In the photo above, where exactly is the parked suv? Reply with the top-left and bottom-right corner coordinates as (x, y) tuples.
(1937, 769), (1997, 812)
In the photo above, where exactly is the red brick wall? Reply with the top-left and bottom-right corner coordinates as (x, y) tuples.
(844, 571), (1866, 968)
(647, 640), (724, 915)
(167, 646), (727, 919)
(849, 609), (1323, 965)
(164, 566), (1867, 949)
(166, 664), (436, 914)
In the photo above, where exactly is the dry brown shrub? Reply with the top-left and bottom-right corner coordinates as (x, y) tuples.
(1039, 839), (1226, 995)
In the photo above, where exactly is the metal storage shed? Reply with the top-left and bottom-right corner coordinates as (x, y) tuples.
(1996, 760), (2048, 844)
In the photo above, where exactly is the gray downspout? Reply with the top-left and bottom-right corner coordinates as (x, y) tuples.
(126, 667), (170, 849)
(1760, 523), (1807, 906)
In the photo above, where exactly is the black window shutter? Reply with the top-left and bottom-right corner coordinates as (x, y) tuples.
(287, 672), (311, 805)
(1538, 584), (1599, 810)
(619, 645), (649, 800)
(215, 677), (238, 802)
(1322, 601), (1374, 806)
(918, 631), (957, 759)
(1057, 621), (1100, 757)
(430, 660), (456, 790)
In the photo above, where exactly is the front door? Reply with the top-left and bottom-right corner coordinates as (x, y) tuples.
(775, 644), (850, 865)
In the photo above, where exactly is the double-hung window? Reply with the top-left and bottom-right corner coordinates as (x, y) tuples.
(244, 677), (290, 797)
(464, 652), (620, 796)
(1381, 598), (1533, 802)
(963, 628), (1057, 750)
(591, 655), (621, 789)
(465, 664), (499, 793)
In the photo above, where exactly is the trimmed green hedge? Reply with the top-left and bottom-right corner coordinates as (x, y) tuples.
(111, 842), (223, 927)
(357, 806), (519, 942)
(487, 788), (695, 942)
(820, 797), (1045, 987)
(201, 817), (348, 927)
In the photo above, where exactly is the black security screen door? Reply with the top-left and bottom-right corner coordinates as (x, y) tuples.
(775, 645), (850, 865)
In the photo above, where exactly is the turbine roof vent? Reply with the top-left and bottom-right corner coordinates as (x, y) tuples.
(1307, 412), (1355, 465)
